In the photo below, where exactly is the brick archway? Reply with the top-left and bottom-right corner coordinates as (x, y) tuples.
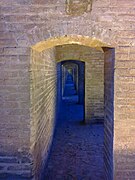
(31, 35), (114, 179)
(31, 35), (111, 52)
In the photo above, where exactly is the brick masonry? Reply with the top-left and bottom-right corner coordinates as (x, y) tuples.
(30, 47), (57, 179)
(0, 0), (135, 179)
(104, 48), (115, 180)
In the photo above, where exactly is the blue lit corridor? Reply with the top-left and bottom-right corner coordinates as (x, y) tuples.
(43, 73), (104, 180)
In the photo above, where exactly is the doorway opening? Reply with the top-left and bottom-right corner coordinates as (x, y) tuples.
(30, 35), (115, 180)
(58, 60), (85, 123)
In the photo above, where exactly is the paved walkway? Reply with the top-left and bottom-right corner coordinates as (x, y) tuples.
(43, 74), (104, 180)
(43, 106), (104, 180)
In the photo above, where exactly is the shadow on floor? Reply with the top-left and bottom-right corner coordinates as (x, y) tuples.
(43, 74), (104, 180)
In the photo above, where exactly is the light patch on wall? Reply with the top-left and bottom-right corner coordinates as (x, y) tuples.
(66, 0), (93, 15)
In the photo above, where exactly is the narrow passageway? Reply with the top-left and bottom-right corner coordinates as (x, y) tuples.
(63, 72), (78, 104)
(64, 73), (76, 96)
(44, 73), (104, 180)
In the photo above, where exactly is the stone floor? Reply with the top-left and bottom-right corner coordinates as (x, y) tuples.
(43, 104), (104, 180)
(43, 74), (104, 180)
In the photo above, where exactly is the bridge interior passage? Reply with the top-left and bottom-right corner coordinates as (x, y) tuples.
(30, 43), (114, 180)
(1, 0), (134, 178)
(43, 60), (104, 179)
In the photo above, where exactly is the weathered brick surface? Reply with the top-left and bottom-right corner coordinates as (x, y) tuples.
(104, 48), (115, 180)
(0, 0), (135, 179)
(30, 48), (57, 179)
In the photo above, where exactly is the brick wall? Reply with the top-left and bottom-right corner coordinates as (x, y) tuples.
(56, 45), (104, 122)
(104, 48), (115, 180)
(0, 0), (135, 179)
(114, 47), (135, 179)
(56, 62), (62, 122)
(0, 5), (31, 175)
(30, 47), (57, 179)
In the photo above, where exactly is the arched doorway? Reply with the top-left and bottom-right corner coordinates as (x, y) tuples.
(30, 35), (115, 180)
(57, 60), (85, 123)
